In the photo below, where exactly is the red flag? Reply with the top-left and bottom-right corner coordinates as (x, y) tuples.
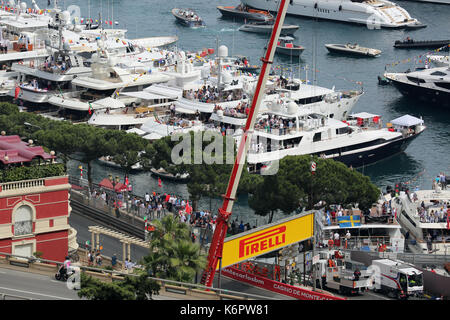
(124, 176), (129, 186)
(14, 86), (20, 99)
(185, 201), (192, 214)
(158, 177), (162, 188)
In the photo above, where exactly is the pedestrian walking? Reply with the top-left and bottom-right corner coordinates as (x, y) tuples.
(111, 254), (117, 269)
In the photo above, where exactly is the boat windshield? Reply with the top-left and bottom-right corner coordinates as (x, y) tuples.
(408, 274), (423, 288)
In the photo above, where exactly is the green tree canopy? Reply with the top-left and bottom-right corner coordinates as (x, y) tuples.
(77, 272), (160, 300)
(249, 155), (380, 221)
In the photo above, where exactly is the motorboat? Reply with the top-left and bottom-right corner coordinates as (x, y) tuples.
(384, 66), (450, 107)
(394, 38), (450, 49)
(391, 188), (450, 255)
(275, 36), (305, 57)
(246, 110), (426, 172)
(171, 8), (206, 28)
(238, 21), (299, 36)
(150, 167), (190, 182)
(241, 0), (424, 28)
(325, 43), (382, 57)
(217, 4), (273, 21)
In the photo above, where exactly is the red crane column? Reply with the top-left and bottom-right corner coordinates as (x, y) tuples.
(200, 0), (291, 287)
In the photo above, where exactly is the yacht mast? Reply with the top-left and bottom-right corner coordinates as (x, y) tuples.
(199, 0), (290, 288)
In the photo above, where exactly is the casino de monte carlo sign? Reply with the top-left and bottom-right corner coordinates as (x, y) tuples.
(218, 212), (314, 269)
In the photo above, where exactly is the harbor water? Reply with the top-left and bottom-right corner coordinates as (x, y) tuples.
(41, 0), (450, 225)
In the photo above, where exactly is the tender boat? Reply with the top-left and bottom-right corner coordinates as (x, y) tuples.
(325, 43), (382, 57)
(275, 36), (305, 57)
(394, 38), (450, 49)
(217, 4), (273, 21)
(150, 167), (190, 182)
(171, 8), (206, 28)
(238, 21), (299, 36)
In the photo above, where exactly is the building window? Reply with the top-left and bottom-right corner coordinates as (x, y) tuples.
(14, 205), (33, 236)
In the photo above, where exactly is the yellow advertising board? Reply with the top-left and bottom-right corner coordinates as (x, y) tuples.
(219, 212), (314, 269)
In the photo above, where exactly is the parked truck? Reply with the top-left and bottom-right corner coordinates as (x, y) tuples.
(371, 259), (423, 299)
(315, 250), (371, 295)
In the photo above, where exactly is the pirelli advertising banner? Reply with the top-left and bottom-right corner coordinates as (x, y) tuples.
(218, 212), (314, 269)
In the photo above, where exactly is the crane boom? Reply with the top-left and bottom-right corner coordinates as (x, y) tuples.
(200, 0), (291, 287)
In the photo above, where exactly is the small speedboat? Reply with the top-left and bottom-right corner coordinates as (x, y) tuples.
(217, 4), (273, 22)
(377, 75), (391, 85)
(325, 43), (382, 57)
(275, 36), (305, 57)
(238, 21), (299, 36)
(171, 8), (206, 27)
(150, 168), (190, 182)
(394, 38), (450, 49)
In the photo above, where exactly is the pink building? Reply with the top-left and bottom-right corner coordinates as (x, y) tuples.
(0, 134), (76, 262)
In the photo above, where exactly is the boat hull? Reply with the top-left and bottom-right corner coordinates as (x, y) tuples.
(217, 6), (272, 21)
(330, 134), (420, 168)
(394, 40), (450, 49)
(390, 78), (450, 107)
(276, 46), (304, 57)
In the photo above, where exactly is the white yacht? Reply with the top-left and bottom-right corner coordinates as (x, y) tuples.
(241, 0), (423, 28)
(246, 110), (426, 172)
(49, 45), (173, 114)
(391, 189), (450, 255)
(384, 66), (450, 108)
(8, 47), (91, 104)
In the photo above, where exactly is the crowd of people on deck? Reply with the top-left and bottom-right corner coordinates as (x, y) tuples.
(183, 85), (245, 104)
(214, 101), (250, 118)
(255, 114), (295, 135)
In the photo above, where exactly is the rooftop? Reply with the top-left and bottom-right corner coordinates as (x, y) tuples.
(0, 135), (55, 165)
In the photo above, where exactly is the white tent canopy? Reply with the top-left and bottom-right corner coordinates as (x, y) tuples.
(390, 115), (424, 127)
(350, 112), (380, 119)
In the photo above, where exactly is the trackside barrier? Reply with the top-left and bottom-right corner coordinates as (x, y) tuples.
(221, 266), (346, 300)
(0, 293), (33, 300)
(0, 252), (276, 300)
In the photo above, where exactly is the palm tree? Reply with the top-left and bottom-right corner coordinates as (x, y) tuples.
(142, 215), (206, 283)
(166, 239), (207, 283)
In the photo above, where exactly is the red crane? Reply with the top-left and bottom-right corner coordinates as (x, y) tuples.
(200, 0), (291, 287)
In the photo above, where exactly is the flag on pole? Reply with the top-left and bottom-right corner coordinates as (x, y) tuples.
(125, 176), (129, 186)
(88, 102), (92, 115)
(158, 177), (162, 188)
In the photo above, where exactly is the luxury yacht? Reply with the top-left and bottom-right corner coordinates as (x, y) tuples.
(384, 66), (450, 108)
(241, 0), (423, 28)
(246, 109), (426, 172)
